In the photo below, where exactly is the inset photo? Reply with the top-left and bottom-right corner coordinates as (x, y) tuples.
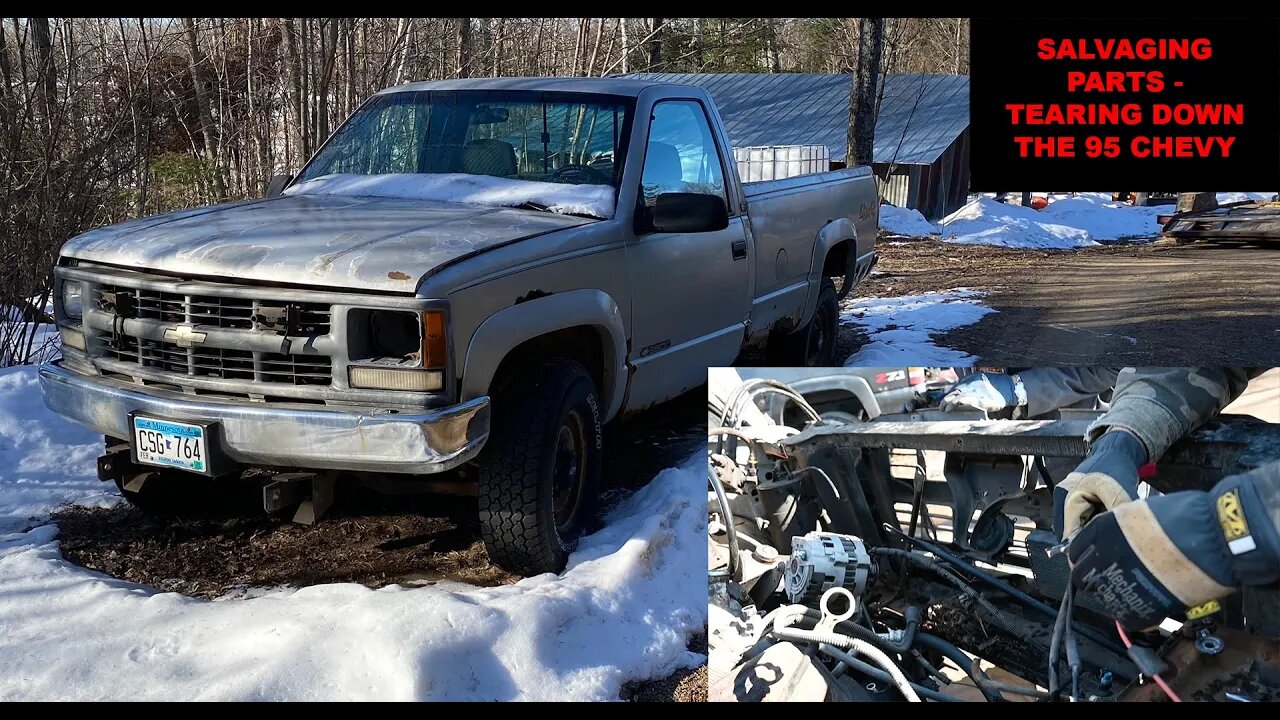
(708, 367), (1279, 702)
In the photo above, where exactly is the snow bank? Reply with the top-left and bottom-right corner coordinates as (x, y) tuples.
(938, 194), (1161, 248)
(938, 197), (1093, 248)
(1036, 193), (1163, 241)
(841, 291), (992, 366)
(878, 204), (938, 237)
(285, 173), (617, 219)
(0, 364), (705, 700)
(0, 367), (113, 533)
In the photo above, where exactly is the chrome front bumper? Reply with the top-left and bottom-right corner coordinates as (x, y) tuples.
(39, 363), (489, 474)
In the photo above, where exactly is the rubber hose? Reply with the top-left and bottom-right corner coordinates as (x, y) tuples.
(786, 607), (905, 658)
(772, 627), (922, 702)
(871, 548), (1008, 622)
(815, 644), (957, 702)
(887, 527), (1129, 658)
(705, 445), (743, 582)
(885, 605), (922, 653)
(913, 632), (1002, 702)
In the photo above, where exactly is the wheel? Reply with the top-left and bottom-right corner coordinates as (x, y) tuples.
(768, 279), (839, 367)
(477, 360), (604, 575)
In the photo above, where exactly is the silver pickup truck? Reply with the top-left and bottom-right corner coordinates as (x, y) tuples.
(41, 77), (878, 574)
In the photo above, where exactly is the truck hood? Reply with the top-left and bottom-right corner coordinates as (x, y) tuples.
(59, 194), (595, 293)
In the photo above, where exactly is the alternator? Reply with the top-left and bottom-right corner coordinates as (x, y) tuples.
(784, 531), (874, 604)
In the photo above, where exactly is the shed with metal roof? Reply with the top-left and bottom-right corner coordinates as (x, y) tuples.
(628, 72), (971, 219)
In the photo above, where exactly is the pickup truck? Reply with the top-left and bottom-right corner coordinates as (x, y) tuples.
(41, 77), (878, 575)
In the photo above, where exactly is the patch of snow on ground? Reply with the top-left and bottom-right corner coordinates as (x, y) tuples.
(841, 291), (993, 366)
(0, 365), (704, 700)
(286, 173), (617, 219)
(878, 204), (938, 237)
(0, 367), (112, 533)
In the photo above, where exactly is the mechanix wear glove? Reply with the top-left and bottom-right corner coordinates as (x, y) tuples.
(1068, 468), (1280, 630)
(1054, 429), (1147, 539)
(940, 372), (1027, 414)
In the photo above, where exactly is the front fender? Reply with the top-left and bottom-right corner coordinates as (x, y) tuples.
(461, 289), (628, 422)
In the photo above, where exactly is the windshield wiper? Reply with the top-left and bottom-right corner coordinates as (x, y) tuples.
(514, 200), (553, 213)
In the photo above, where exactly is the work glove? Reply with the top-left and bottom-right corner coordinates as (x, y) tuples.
(1068, 473), (1280, 629)
(939, 372), (1026, 414)
(1054, 429), (1147, 539)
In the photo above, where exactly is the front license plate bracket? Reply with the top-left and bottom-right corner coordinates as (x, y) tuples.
(128, 413), (232, 477)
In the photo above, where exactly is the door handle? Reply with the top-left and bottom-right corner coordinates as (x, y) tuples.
(730, 239), (747, 260)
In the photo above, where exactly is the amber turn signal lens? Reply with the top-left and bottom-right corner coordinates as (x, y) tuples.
(422, 311), (446, 369)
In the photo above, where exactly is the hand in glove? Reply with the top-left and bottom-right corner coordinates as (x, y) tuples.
(939, 372), (1027, 413)
(1068, 472), (1280, 629)
(1054, 429), (1147, 539)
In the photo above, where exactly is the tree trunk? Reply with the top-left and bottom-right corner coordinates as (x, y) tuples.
(620, 19), (629, 74)
(181, 18), (223, 196)
(281, 18), (304, 167)
(586, 18), (604, 77)
(1176, 192), (1217, 213)
(648, 18), (663, 71)
(457, 18), (472, 78)
(695, 18), (705, 71)
(31, 18), (57, 124)
(847, 17), (884, 167)
(316, 18), (339, 142)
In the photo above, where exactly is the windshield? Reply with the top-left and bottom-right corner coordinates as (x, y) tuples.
(298, 90), (633, 189)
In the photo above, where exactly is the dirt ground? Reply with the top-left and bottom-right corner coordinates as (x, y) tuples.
(50, 388), (709, 700)
(852, 235), (1280, 365)
(622, 635), (708, 702)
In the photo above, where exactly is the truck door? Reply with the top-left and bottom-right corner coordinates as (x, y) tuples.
(624, 99), (751, 410)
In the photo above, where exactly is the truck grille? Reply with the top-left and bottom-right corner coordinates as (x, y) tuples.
(83, 277), (336, 391)
(93, 284), (332, 334)
(100, 335), (332, 386)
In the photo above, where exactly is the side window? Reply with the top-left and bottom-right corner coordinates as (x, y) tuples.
(640, 101), (727, 208)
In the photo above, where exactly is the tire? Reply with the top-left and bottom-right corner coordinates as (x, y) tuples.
(768, 279), (839, 367)
(477, 360), (604, 575)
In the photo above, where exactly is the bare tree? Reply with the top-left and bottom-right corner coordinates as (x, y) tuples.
(457, 18), (472, 78)
(648, 18), (663, 71)
(847, 17), (884, 167)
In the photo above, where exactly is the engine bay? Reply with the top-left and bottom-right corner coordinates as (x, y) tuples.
(707, 372), (1280, 702)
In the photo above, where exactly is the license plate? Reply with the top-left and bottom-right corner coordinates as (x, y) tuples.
(132, 416), (208, 473)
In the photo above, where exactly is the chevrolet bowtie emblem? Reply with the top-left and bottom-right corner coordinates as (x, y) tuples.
(163, 324), (207, 347)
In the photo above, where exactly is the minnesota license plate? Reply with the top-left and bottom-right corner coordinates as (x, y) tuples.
(132, 416), (208, 473)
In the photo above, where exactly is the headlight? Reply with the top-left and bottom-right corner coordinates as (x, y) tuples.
(349, 309), (448, 392)
(60, 280), (84, 320)
(369, 310), (421, 358)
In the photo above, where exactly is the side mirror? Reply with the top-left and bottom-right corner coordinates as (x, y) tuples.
(640, 192), (729, 234)
(266, 173), (293, 198)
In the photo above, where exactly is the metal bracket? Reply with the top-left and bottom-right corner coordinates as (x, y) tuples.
(261, 472), (336, 525)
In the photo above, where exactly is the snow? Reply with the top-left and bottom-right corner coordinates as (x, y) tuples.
(1216, 192), (1276, 204)
(1035, 194), (1163, 242)
(935, 193), (1162, 249)
(841, 290), (993, 366)
(0, 365), (705, 700)
(878, 204), (938, 237)
(285, 173), (618, 219)
(0, 367), (113, 533)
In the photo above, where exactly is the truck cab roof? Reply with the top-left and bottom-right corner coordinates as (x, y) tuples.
(376, 76), (695, 98)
